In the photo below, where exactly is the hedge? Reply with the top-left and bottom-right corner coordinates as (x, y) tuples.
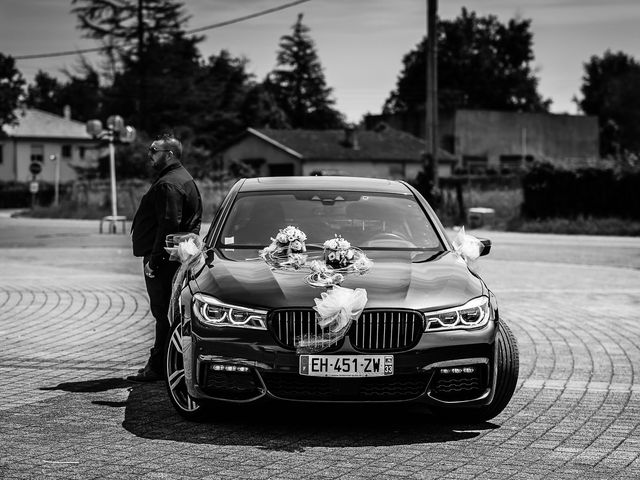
(521, 162), (640, 220)
(0, 181), (69, 208)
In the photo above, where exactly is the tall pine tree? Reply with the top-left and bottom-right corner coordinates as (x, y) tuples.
(268, 14), (343, 129)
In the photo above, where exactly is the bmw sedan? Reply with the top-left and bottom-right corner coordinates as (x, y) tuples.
(164, 176), (518, 421)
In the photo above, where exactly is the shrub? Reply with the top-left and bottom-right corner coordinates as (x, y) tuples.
(521, 161), (640, 220)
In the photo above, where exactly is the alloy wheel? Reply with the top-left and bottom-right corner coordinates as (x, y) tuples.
(166, 322), (201, 413)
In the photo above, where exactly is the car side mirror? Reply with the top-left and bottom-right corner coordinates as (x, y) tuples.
(478, 238), (491, 256)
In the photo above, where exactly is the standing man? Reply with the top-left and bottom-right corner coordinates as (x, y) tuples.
(128, 133), (202, 382)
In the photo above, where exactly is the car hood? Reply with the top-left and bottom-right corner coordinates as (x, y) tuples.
(194, 249), (485, 311)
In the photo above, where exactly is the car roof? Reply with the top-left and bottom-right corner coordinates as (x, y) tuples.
(239, 176), (412, 194)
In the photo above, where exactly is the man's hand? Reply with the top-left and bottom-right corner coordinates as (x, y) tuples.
(144, 262), (156, 278)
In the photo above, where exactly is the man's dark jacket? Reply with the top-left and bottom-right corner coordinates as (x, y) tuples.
(131, 163), (202, 270)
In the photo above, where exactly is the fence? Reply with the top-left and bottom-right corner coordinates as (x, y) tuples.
(68, 179), (235, 221)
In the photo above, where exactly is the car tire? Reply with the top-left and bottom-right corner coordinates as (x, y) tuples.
(431, 320), (519, 422)
(165, 320), (208, 421)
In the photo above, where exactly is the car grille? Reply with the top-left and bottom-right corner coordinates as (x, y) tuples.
(350, 310), (424, 352)
(270, 309), (424, 352)
(260, 372), (429, 401)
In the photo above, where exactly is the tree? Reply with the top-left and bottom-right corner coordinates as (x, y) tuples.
(25, 71), (63, 114)
(268, 14), (344, 129)
(24, 61), (102, 122)
(105, 32), (203, 133)
(72, 0), (199, 129)
(384, 8), (550, 114)
(71, 0), (190, 64)
(0, 53), (26, 130)
(577, 50), (640, 157)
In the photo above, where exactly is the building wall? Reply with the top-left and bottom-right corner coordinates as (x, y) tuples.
(454, 110), (599, 168)
(366, 110), (600, 170)
(0, 138), (96, 182)
(0, 140), (16, 181)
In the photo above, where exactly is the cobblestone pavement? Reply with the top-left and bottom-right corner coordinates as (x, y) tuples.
(1, 217), (639, 479)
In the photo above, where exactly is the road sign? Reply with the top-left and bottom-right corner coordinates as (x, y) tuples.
(29, 181), (39, 194)
(29, 161), (42, 175)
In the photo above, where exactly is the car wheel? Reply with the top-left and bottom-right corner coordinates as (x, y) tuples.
(431, 320), (519, 422)
(165, 320), (207, 421)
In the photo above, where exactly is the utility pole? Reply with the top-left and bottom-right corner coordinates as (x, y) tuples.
(137, 0), (145, 131)
(425, 0), (439, 188)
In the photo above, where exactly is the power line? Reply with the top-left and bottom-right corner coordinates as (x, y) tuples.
(15, 47), (104, 60)
(186, 0), (311, 34)
(13, 0), (312, 61)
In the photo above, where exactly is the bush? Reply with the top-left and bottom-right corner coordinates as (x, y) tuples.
(0, 181), (73, 208)
(522, 161), (640, 220)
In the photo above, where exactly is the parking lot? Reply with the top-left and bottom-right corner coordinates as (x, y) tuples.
(1, 215), (639, 479)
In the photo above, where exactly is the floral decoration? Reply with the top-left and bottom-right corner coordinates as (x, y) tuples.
(259, 225), (308, 270)
(323, 235), (354, 269)
(305, 235), (373, 287)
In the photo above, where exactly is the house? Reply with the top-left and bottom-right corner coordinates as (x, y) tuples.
(0, 107), (97, 183)
(216, 126), (456, 180)
(366, 109), (600, 173)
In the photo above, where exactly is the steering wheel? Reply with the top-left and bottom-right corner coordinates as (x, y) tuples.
(368, 232), (408, 241)
(360, 232), (415, 248)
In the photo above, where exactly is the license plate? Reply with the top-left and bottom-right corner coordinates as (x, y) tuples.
(299, 355), (394, 377)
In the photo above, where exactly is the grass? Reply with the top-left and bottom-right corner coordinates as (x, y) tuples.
(506, 216), (640, 236)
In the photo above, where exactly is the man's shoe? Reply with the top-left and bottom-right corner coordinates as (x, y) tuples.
(137, 358), (153, 374)
(127, 365), (162, 382)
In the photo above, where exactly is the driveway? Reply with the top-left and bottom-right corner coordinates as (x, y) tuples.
(1, 217), (639, 479)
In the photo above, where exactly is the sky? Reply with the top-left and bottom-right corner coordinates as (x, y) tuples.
(2, 0), (640, 123)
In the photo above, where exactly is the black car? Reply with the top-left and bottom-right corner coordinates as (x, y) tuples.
(165, 176), (518, 420)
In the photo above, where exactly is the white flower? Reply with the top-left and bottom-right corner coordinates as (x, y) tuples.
(346, 249), (354, 260)
(291, 240), (303, 251)
(328, 252), (336, 261)
(276, 232), (288, 243)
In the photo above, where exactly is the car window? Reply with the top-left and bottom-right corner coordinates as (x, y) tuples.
(217, 191), (443, 250)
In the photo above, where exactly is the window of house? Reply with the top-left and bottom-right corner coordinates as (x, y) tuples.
(30, 145), (44, 162)
(0, 144), (4, 164)
(62, 144), (72, 158)
(79, 146), (86, 159)
(462, 155), (488, 174)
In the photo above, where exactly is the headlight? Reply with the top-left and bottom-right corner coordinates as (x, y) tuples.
(192, 293), (267, 330)
(423, 296), (492, 331)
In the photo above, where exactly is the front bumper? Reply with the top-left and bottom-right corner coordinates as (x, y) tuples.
(184, 322), (498, 406)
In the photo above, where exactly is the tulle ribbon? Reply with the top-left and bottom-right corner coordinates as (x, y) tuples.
(296, 286), (368, 354)
(165, 233), (207, 324)
(452, 226), (483, 266)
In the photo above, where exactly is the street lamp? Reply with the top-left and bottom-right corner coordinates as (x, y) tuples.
(86, 115), (136, 234)
(49, 154), (60, 207)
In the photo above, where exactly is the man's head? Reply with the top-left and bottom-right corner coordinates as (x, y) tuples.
(148, 133), (182, 171)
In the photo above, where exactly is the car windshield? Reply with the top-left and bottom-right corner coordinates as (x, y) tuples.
(217, 190), (443, 250)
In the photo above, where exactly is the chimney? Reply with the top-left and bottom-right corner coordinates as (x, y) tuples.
(343, 125), (359, 150)
(63, 105), (71, 120)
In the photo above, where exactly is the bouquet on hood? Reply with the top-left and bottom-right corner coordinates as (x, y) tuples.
(259, 225), (308, 270)
(305, 235), (372, 287)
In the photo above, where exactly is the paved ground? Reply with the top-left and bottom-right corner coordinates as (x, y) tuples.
(1, 215), (640, 479)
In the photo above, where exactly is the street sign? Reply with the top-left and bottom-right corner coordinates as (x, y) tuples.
(29, 181), (39, 194)
(29, 161), (42, 175)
